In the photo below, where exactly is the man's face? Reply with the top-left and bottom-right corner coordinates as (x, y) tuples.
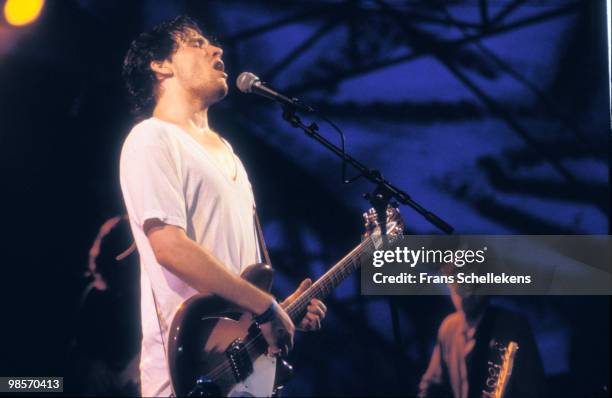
(168, 28), (228, 104)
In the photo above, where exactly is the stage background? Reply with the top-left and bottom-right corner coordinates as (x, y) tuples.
(0, 0), (609, 396)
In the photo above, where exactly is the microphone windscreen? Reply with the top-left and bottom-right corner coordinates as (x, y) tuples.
(236, 72), (259, 93)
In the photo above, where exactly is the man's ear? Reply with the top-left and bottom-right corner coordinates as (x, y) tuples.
(150, 60), (173, 80)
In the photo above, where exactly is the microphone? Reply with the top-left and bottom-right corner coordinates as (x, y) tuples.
(236, 72), (314, 113)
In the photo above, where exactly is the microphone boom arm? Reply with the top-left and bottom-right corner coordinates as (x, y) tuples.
(280, 106), (454, 235)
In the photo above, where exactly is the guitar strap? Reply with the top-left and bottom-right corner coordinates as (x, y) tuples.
(254, 207), (272, 266)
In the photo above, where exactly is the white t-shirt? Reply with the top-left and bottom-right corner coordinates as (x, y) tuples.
(119, 117), (261, 397)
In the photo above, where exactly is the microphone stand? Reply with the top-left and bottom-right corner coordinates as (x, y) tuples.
(280, 105), (454, 381)
(280, 105), (454, 235)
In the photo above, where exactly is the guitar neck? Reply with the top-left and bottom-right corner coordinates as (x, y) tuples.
(284, 237), (378, 322)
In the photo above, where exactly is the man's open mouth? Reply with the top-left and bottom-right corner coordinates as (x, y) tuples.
(213, 60), (224, 72)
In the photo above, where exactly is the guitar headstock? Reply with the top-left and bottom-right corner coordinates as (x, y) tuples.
(362, 204), (405, 238)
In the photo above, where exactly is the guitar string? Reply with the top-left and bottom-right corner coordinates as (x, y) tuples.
(201, 237), (380, 382)
(284, 238), (374, 317)
(285, 230), (400, 317)
(202, 231), (401, 383)
(203, 254), (362, 382)
(202, 231), (402, 383)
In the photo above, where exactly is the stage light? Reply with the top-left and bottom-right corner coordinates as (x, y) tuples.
(4, 0), (44, 27)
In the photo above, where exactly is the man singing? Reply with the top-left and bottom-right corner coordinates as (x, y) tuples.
(120, 16), (326, 397)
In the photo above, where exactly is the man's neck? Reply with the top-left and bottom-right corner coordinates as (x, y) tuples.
(153, 88), (211, 135)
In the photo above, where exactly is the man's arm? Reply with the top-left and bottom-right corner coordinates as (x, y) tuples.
(145, 219), (295, 354)
(146, 219), (272, 313)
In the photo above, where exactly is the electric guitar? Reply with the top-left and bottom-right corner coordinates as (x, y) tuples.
(167, 206), (405, 397)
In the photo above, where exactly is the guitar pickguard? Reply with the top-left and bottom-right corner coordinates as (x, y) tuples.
(227, 354), (276, 397)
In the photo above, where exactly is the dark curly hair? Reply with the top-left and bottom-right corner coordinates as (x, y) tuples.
(122, 16), (204, 119)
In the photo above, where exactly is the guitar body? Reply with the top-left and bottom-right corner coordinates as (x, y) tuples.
(168, 263), (292, 397)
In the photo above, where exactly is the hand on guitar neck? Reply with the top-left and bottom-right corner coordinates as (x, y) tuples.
(281, 278), (327, 332)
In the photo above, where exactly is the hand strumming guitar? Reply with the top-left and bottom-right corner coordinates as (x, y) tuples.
(258, 301), (295, 357)
(258, 278), (327, 357)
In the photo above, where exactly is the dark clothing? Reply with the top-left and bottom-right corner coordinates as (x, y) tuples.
(419, 306), (546, 398)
